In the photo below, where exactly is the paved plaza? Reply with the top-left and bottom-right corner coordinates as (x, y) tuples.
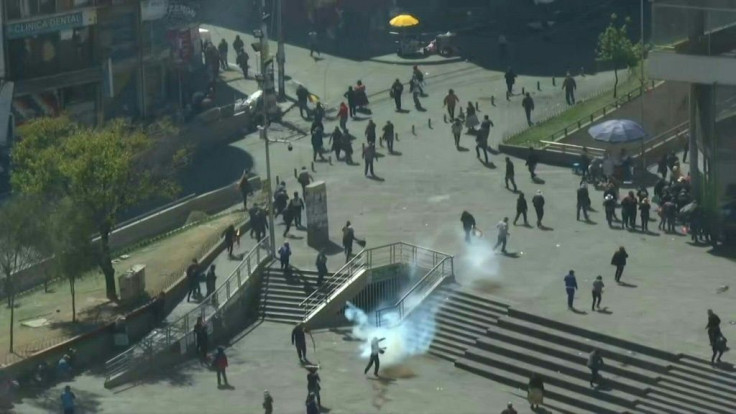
(11, 20), (736, 414)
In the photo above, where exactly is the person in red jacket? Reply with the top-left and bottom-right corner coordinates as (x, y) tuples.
(338, 102), (349, 132)
(213, 346), (229, 388)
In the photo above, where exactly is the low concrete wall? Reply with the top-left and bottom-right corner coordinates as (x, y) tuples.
(105, 245), (268, 388)
(1, 176), (262, 299)
(1, 219), (253, 386)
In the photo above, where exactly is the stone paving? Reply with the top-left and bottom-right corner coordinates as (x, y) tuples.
(12, 20), (736, 414)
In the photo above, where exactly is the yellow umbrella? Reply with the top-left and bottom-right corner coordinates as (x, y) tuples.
(389, 14), (419, 28)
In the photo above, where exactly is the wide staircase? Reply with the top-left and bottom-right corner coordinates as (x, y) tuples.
(413, 284), (736, 414)
(259, 267), (330, 324)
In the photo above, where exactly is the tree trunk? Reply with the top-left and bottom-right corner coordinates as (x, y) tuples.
(613, 67), (619, 98)
(9, 294), (14, 353)
(99, 230), (117, 301)
(70, 276), (76, 323)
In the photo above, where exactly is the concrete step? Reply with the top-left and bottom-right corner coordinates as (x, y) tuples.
(657, 375), (736, 407)
(442, 291), (510, 317)
(474, 336), (651, 397)
(430, 303), (498, 329)
(261, 298), (305, 308)
(428, 296), (506, 322)
(646, 390), (733, 414)
(413, 316), (483, 346)
(634, 398), (693, 414)
(497, 317), (671, 373)
(263, 279), (317, 291)
(648, 381), (736, 414)
(434, 315), (487, 338)
(508, 309), (678, 362)
(455, 357), (632, 414)
(669, 360), (736, 388)
(483, 326), (661, 385)
(427, 341), (465, 362)
(441, 286), (511, 309)
(464, 347), (641, 408)
(262, 305), (303, 316)
(665, 365), (736, 396)
(260, 292), (310, 302)
(262, 310), (302, 323)
(677, 354), (736, 379)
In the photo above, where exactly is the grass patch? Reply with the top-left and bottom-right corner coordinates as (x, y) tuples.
(505, 70), (643, 148)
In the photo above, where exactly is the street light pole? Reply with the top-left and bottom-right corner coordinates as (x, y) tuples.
(261, 127), (277, 255)
(639, 0), (646, 177)
(276, 0), (286, 101)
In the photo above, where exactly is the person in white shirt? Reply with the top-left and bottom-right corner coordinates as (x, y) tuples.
(494, 217), (510, 253)
(364, 337), (386, 377)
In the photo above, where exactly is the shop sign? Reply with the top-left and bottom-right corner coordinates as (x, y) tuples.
(6, 9), (97, 40)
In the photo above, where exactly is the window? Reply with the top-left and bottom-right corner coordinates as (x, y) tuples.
(5, 0), (56, 20)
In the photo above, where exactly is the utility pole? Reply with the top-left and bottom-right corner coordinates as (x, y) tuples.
(276, 0), (286, 100)
(638, 0), (646, 179)
(258, 0), (277, 255)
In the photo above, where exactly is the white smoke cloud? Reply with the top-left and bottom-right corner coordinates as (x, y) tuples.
(344, 301), (436, 368)
(455, 229), (501, 282)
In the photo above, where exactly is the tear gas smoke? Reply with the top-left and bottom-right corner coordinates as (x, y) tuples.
(456, 229), (501, 282)
(344, 302), (436, 367)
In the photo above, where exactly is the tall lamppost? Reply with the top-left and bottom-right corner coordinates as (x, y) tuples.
(258, 124), (293, 255)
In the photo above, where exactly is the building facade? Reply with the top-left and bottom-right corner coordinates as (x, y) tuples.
(649, 0), (736, 235)
(1, 0), (203, 127)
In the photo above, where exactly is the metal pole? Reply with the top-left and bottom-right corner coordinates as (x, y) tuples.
(264, 129), (276, 255)
(276, 0), (286, 100)
(639, 0), (646, 175)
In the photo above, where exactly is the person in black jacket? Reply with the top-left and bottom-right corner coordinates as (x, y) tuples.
(296, 85), (310, 118)
(526, 147), (539, 179)
(460, 211), (476, 242)
(640, 198), (651, 232)
(292, 323), (308, 363)
(513, 192), (528, 226)
(532, 190), (545, 227)
(611, 246), (628, 283)
(576, 184), (591, 221)
(527, 373), (545, 410)
(390, 79), (404, 111)
(505, 157), (517, 192)
(343, 86), (356, 118)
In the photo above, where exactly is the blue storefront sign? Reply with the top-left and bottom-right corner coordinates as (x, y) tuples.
(6, 9), (97, 40)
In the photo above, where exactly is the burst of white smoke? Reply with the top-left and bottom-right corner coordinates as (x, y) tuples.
(344, 302), (436, 367)
(456, 229), (501, 282)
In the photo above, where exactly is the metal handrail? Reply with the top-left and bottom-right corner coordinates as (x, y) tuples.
(298, 242), (451, 322)
(504, 78), (661, 146)
(104, 236), (272, 382)
(539, 140), (607, 156)
(374, 256), (454, 327)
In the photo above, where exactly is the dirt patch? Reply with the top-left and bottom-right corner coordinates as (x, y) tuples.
(0, 210), (245, 365)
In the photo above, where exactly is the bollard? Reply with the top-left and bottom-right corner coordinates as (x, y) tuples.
(311, 162), (315, 172)
(552, 77), (556, 86)
(276, 175), (280, 185)
(522, 87), (525, 95)
(293, 168), (297, 178)
(475, 101), (479, 111)
(328, 156), (332, 165)
(412, 125), (416, 135)
(491, 96), (495, 106)
(443, 114), (447, 123)
(459, 107), (464, 118)
(580, 67), (585, 77)
(537, 81), (541, 91)
(428, 118), (432, 129)
(395, 132), (399, 142)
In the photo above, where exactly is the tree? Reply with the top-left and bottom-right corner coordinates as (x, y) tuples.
(0, 196), (44, 352)
(48, 199), (96, 323)
(12, 117), (177, 300)
(595, 14), (639, 98)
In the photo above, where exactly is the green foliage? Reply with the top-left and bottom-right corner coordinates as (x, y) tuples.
(0, 196), (46, 351)
(595, 14), (640, 97)
(11, 117), (179, 299)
